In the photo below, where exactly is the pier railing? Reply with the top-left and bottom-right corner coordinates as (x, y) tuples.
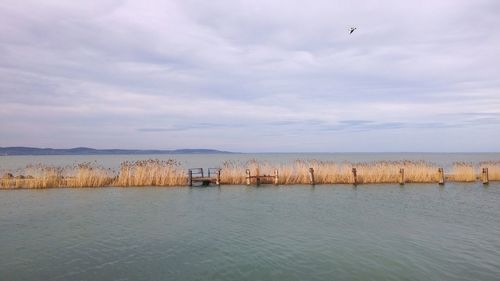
(188, 168), (221, 186)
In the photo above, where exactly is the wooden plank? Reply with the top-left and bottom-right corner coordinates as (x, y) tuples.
(192, 177), (216, 182)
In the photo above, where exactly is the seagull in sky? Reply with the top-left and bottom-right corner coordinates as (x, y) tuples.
(349, 27), (357, 34)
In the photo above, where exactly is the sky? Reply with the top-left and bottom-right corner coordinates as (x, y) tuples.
(1, 0), (499, 152)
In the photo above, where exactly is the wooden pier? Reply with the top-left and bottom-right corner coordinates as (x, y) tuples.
(188, 168), (221, 186)
(245, 169), (279, 186)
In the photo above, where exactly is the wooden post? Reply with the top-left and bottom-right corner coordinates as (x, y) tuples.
(188, 170), (193, 187)
(216, 169), (221, 185)
(255, 168), (260, 186)
(308, 168), (315, 185)
(438, 168), (445, 185)
(246, 169), (251, 186)
(399, 168), (405, 185)
(352, 168), (357, 185)
(482, 168), (489, 185)
(274, 169), (279, 185)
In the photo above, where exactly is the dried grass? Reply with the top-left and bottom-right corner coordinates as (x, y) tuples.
(448, 162), (477, 182)
(114, 159), (186, 186)
(480, 161), (500, 181)
(1, 159), (499, 189)
(221, 160), (440, 184)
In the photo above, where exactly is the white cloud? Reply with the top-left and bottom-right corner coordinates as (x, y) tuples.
(0, 0), (499, 151)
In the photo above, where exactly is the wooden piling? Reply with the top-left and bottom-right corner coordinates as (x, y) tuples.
(188, 170), (193, 187)
(352, 168), (357, 185)
(255, 168), (260, 186)
(482, 168), (489, 185)
(216, 169), (221, 185)
(274, 169), (279, 185)
(399, 168), (405, 185)
(245, 169), (251, 186)
(438, 168), (445, 185)
(308, 168), (315, 185)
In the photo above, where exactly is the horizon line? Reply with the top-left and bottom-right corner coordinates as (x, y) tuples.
(1, 146), (499, 154)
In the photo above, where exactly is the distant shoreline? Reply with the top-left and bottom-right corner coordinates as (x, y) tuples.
(1, 147), (499, 156)
(0, 147), (233, 156)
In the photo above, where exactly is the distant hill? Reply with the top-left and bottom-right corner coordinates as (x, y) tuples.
(0, 147), (233, 156)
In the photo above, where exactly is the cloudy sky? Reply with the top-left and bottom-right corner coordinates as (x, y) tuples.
(1, 0), (499, 152)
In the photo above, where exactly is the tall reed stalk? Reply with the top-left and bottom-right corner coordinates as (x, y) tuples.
(448, 162), (476, 182)
(1, 159), (500, 189)
(221, 160), (441, 184)
(480, 161), (500, 181)
(114, 159), (186, 186)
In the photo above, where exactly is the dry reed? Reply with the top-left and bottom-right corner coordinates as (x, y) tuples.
(114, 159), (186, 187)
(0, 163), (115, 188)
(480, 161), (500, 181)
(1, 159), (499, 189)
(221, 160), (441, 184)
(448, 162), (477, 182)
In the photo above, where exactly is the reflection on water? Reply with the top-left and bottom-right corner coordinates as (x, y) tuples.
(1, 183), (500, 281)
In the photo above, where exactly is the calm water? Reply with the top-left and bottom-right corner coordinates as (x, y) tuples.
(1, 183), (500, 280)
(1, 153), (500, 172)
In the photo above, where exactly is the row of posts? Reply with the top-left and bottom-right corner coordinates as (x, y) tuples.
(352, 168), (489, 185)
(246, 167), (490, 185)
(356, 168), (489, 185)
(424, 167), (488, 185)
(191, 167), (490, 186)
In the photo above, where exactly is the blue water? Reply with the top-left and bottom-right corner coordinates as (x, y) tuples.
(1, 153), (499, 172)
(1, 183), (499, 280)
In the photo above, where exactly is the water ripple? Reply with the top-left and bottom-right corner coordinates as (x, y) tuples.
(1, 184), (500, 280)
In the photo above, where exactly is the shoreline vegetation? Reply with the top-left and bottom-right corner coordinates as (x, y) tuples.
(1, 159), (499, 189)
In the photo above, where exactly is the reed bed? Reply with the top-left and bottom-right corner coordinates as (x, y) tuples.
(1, 159), (500, 189)
(448, 162), (477, 182)
(114, 159), (186, 186)
(480, 161), (500, 181)
(357, 161), (440, 183)
(0, 160), (184, 188)
(221, 160), (441, 184)
(0, 163), (115, 188)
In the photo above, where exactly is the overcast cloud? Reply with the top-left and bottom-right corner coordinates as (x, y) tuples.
(1, 0), (499, 152)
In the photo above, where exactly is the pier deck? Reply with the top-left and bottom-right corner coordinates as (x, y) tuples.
(188, 168), (220, 186)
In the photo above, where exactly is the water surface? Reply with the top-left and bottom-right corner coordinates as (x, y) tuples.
(1, 153), (499, 172)
(1, 183), (499, 280)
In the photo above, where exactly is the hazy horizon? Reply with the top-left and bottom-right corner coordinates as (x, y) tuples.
(1, 146), (500, 154)
(1, 0), (499, 152)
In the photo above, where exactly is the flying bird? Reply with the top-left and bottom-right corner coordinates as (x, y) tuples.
(349, 27), (357, 34)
